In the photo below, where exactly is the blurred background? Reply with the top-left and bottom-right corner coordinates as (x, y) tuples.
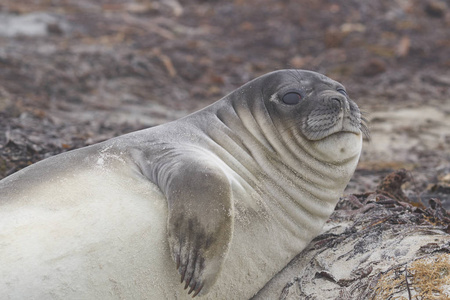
(0, 0), (449, 204)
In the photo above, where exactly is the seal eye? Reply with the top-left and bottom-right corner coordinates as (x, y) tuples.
(337, 88), (347, 96)
(282, 92), (301, 105)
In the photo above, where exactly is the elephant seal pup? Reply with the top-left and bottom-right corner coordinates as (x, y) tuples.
(0, 70), (367, 299)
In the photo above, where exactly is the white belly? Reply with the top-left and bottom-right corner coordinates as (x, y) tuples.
(0, 162), (310, 300)
(0, 163), (190, 300)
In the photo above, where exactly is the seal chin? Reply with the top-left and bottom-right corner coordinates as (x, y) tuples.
(310, 131), (363, 164)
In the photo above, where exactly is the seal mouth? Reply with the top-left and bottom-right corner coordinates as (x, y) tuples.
(300, 96), (370, 141)
(304, 122), (361, 141)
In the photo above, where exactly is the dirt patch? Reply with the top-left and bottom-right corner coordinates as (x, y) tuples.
(0, 0), (449, 206)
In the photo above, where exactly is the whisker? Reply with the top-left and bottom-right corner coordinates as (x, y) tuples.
(360, 110), (371, 140)
(361, 122), (371, 141)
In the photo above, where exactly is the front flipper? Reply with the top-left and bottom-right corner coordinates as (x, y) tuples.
(160, 156), (233, 297)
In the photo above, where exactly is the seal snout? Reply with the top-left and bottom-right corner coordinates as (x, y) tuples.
(300, 91), (363, 141)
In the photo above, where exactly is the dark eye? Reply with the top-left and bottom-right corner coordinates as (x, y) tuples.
(337, 88), (347, 96)
(282, 92), (301, 105)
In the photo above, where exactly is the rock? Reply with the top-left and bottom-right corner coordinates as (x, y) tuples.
(0, 12), (70, 37)
(396, 36), (411, 57)
(46, 23), (63, 35)
(424, 0), (447, 18)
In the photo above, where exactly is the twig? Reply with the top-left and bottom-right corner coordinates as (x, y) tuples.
(405, 265), (412, 300)
(152, 48), (177, 77)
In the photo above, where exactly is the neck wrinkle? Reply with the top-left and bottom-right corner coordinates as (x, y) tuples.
(250, 102), (349, 205)
(208, 102), (271, 193)
(207, 100), (355, 241)
(230, 98), (276, 152)
(224, 99), (340, 231)
(287, 126), (357, 187)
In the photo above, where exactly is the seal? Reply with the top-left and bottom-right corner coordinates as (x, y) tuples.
(0, 70), (367, 299)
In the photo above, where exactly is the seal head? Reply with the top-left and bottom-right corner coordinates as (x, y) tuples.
(260, 70), (367, 141)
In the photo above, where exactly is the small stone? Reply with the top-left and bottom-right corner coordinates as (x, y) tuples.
(424, 0), (447, 18)
(46, 23), (63, 35)
(396, 36), (411, 57)
(340, 23), (366, 33)
(440, 174), (450, 183)
(125, 3), (157, 15)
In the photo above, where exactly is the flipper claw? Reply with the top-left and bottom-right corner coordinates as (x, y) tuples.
(192, 283), (204, 298)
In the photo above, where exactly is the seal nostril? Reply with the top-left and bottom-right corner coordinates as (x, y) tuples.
(331, 96), (350, 112)
(332, 97), (342, 108)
